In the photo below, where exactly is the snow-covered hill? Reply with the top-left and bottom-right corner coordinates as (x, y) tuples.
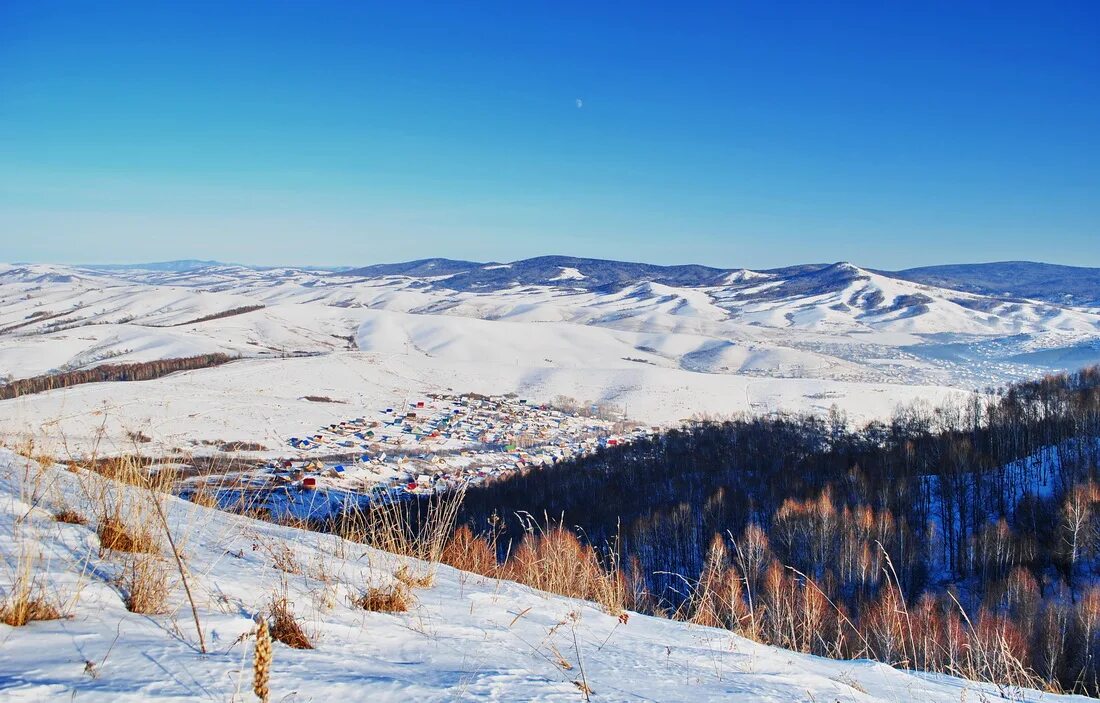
(1, 258), (1098, 454)
(0, 449), (1087, 702)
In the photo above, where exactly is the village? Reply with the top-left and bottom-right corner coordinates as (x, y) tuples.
(183, 393), (653, 520)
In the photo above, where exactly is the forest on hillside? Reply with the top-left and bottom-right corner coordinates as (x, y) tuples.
(448, 367), (1100, 694)
(0, 354), (235, 400)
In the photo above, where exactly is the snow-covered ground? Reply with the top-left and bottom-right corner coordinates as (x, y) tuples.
(1, 259), (1097, 456)
(0, 351), (970, 458)
(0, 449), (1086, 702)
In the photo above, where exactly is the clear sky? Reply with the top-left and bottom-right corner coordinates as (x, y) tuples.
(1, 1), (1097, 269)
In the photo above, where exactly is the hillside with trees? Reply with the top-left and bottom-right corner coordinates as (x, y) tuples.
(448, 367), (1100, 694)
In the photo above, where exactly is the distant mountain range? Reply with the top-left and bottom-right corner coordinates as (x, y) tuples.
(5, 255), (1100, 394)
(346, 257), (1100, 306)
(79, 260), (352, 273)
(81, 259), (229, 272)
(889, 262), (1100, 307)
(73, 256), (1100, 306)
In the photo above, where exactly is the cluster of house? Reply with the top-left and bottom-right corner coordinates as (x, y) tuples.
(212, 393), (653, 516)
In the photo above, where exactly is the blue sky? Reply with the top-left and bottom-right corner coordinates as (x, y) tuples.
(1, 1), (1097, 269)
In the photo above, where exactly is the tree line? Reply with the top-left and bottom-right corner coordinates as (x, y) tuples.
(443, 366), (1100, 694)
(0, 354), (235, 400)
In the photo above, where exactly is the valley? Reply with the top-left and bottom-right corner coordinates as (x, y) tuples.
(2, 257), (1098, 457)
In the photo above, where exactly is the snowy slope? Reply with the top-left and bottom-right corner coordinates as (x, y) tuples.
(0, 449), (1086, 702)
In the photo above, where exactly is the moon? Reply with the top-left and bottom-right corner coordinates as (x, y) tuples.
(576, 99), (583, 108)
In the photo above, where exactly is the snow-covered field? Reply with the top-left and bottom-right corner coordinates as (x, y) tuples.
(0, 449), (1086, 702)
(1, 259), (1098, 456)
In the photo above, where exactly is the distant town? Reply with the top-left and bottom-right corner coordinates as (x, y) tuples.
(182, 392), (652, 520)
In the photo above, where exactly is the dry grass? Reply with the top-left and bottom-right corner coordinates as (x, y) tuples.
(0, 591), (61, 626)
(356, 584), (412, 613)
(394, 563), (433, 589)
(66, 447), (206, 652)
(187, 485), (220, 509)
(440, 524), (499, 577)
(53, 507), (86, 525)
(0, 577), (62, 626)
(0, 538), (63, 626)
(504, 523), (627, 616)
(118, 555), (170, 614)
(97, 516), (160, 555)
(338, 487), (465, 573)
(268, 595), (312, 649)
(85, 455), (178, 493)
(269, 543), (301, 575)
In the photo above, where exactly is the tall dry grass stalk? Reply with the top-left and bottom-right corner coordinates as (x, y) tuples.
(337, 487), (465, 583)
(67, 448), (207, 653)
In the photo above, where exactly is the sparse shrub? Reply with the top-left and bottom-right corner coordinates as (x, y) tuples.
(269, 544), (301, 575)
(94, 456), (178, 493)
(219, 441), (268, 452)
(504, 525), (626, 615)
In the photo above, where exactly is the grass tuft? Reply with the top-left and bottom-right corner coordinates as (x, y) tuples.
(97, 516), (160, 554)
(0, 588), (61, 626)
(118, 556), (170, 614)
(356, 584), (412, 613)
(53, 508), (87, 525)
(268, 595), (312, 649)
(394, 563), (433, 589)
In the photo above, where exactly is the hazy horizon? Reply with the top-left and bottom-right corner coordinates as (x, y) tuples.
(9, 254), (1100, 274)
